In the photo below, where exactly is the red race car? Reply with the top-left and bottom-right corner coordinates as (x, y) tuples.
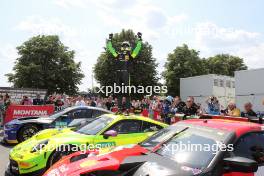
(44, 119), (264, 176)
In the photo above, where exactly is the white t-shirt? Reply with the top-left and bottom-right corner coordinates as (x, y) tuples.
(75, 100), (86, 106)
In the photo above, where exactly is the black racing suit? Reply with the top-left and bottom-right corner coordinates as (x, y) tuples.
(115, 53), (131, 111)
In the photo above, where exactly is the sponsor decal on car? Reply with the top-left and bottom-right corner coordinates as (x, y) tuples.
(96, 141), (116, 148)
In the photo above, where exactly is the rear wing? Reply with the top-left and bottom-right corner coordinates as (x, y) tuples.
(200, 114), (263, 124)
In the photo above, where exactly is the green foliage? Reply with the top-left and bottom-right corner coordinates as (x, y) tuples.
(207, 54), (248, 76)
(163, 44), (248, 96)
(94, 29), (158, 98)
(162, 44), (208, 96)
(6, 35), (84, 95)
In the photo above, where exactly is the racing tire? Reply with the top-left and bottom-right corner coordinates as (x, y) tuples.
(17, 124), (40, 143)
(47, 145), (76, 168)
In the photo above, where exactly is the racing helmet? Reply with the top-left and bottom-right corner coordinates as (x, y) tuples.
(121, 41), (131, 51)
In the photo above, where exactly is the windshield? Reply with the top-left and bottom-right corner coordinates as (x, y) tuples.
(155, 128), (222, 170)
(76, 115), (113, 135)
(140, 126), (187, 149)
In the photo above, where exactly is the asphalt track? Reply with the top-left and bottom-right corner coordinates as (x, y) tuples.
(0, 129), (12, 176)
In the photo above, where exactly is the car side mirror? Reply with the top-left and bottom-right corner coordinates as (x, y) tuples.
(223, 156), (258, 173)
(103, 130), (118, 139)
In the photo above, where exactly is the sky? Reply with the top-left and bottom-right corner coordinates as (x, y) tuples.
(0, 0), (264, 91)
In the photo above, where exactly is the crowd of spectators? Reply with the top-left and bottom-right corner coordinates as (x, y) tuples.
(0, 94), (11, 127)
(0, 92), (262, 126)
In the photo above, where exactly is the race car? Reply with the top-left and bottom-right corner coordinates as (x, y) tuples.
(43, 123), (178, 176)
(5, 114), (167, 176)
(44, 119), (264, 176)
(3, 106), (111, 144)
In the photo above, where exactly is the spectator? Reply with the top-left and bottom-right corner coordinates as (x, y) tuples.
(134, 100), (142, 114)
(197, 103), (205, 115)
(84, 97), (91, 106)
(63, 95), (71, 107)
(182, 97), (199, 116)
(54, 95), (64, 111)
(96, 98), (103, 108)
(105, 96), (114, 110)
(120, 97), (129, 112)
(2, 94), (11, 124)
(75, 96), (86, 106)
(163, 96), (172, 124)
(148, 97), (155, 119)
(206, 96), (220, 115)
(0, 95), (4, 126)
(188, 96), (199, 108)
(149, 97), (157, 118)
(222, 102), (241, 117)
(46, 95), (55, 105)
(141, 98), (149, 109)
(153, 97), (162, 120)
(141, 98), (149, 117)
(33, 94), (44, 105)
(90, 97), (96, 107)
(21, 96), (32, 105)
(241, 102), (257, 118)
(172, 96), (186, 113)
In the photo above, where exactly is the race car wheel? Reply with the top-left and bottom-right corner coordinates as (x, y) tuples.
(17, 124), (40, 142)
(47, 146), (76, 168)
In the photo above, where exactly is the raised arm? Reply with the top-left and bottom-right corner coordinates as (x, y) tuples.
(131, 32), (142, 58)
(106, 33), (118, 58)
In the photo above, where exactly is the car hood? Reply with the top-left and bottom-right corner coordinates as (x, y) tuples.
(126, 153), (203, 176)
(10, 130), (95, 161)
(48, 131), (94, 144)
(33, 128), (73, 140)
(43, 144), (149, 176)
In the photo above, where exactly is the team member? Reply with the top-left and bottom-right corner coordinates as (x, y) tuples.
(182, 97), (199, 117)
(241, 102), (257, 118)
(172, 96), (186, 113)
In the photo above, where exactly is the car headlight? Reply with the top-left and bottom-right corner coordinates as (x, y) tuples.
(18, 161), (33, 168)
(31, 139), (49, 153)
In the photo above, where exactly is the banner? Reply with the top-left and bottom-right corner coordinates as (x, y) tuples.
(4, 105), (55, 124)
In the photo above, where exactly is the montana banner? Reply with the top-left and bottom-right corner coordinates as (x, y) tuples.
(4, 105), (55, 124)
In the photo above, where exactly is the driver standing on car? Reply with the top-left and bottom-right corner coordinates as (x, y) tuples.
(106, 32), (142, 113)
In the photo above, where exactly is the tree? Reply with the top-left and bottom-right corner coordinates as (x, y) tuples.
(6, 35), (84, 95)
(207, 54), (247, 76)
(94, 29), (158, 98)
(162, 44), (208, 96)
(163, 44), (248, 96)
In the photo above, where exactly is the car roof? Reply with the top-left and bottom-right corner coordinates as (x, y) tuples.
(102, 114), (168, 127)
(66, 106), (112, 113)
(177, 119), (262, 137)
